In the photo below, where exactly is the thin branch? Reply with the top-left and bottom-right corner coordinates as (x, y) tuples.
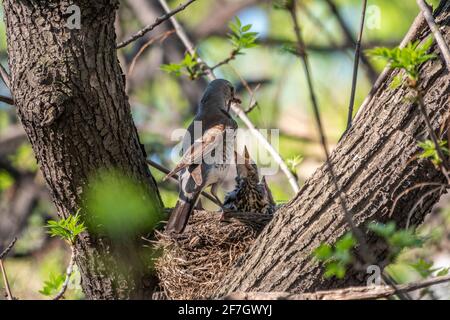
(417, 0), (450, 70)
(389, 182), (449, 218)
(227, 64), (260, 114)
(53, 245), (75, 300)
(225, 273), (450, 300)
(116, 0), (197, 49)
(346, 0), (368, 131)
(157, 0), (300, 194)
(324, 0), (377, 82)
(0, 261), (13, 300)
(416, 89), (450, 171)
(288, 0), (410, 300)
(0, 64), (11, 89)
(405, 185), (446, 229)
(146, 159), (222, 207)
(209, 49), (239, 72)
(0, 237), (17, 300)
(0, 95), (14, 105)
(127, 30), (175, 77)
(296, 1), (376, 84)
(352, 12), (427, 124)
(0, 237), (17, 260)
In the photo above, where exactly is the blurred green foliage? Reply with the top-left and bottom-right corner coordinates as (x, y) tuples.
(313, 232), (357, 279)
(418, 140), (450, 167)
(84, 169), (163, 239)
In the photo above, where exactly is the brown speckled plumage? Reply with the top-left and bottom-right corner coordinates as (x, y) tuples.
(224, 149), (275, 214)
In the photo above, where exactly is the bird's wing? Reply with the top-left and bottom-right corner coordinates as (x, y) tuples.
(164, 124), (226, 181)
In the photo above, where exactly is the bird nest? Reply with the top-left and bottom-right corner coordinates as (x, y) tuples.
(154, 210), (272, 300)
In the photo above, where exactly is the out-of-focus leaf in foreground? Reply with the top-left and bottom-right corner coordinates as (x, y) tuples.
(85, 169), (163, 239)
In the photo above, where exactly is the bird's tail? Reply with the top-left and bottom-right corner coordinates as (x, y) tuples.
(166, 194), (199, 234)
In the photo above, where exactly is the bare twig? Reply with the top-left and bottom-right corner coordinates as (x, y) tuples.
(0, 64), (11, 89)
(297, 1), (376, 84)
(0, 237), (17, 300)
(324, 0), (377, 82)
(116, 0), (197, 49)
(0, 237), (17, 260)
(352, 12), (427, 125)
(346, 0), (368, 131)
(157, 0), (300, 194)
(227, 64), (260, 114)
(225, 273), (450, 300)
(416, 89), (450, 171)
(405, 185), (446, 229)
(417, 0), (450, 70)
(245, 84), (261, 114)
(389, 182), (449, 218)
(128, 30), (175, 77)
(288, 0), (364, 253)
(53, 245), (75, 300)
(288, 0), (410, 300)
(0, 95), (14, 106)
(146, 159), (222, 207)
(209, 49), (239, 72)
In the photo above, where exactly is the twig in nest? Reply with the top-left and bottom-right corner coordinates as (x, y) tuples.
(154, 211), (272, 299)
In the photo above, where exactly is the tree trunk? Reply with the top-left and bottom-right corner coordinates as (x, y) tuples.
(3, 0), (163, 299)
(215, 1), (450, 296)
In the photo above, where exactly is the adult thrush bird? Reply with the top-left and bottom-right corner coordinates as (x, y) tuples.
(224, 147), (276, 215)
(165, 79), (240, 234)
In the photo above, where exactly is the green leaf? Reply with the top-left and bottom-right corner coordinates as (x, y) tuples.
(366, 36), (436, 83)
(234, 16), (242, 28)
(368, 221), (396, 238)
(314, 244), (333, 261)
(39, 273), (65, 296)
(410, 259), (434, 278)
(437, 268), (449, 276)
(388, 229), (424, 250)
(335, 233), (357, 252)
(242, 24), (252, 32)
(46, 210), (86, 244)
(418, 139), (449, 166)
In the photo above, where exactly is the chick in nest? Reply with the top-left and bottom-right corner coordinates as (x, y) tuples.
(223, 147), (276, 215)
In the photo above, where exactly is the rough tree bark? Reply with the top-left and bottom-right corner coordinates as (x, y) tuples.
(215, 1), (450, 296)
(3, 0), (163, 299)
